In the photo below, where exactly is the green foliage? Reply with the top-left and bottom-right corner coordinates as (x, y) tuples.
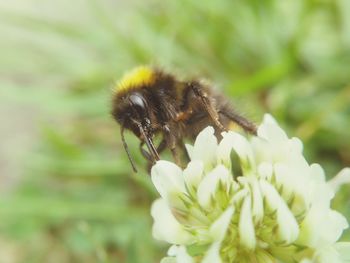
(0, 0), (349, 261)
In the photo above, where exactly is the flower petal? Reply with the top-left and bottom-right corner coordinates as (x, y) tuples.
(298, 204), (349, 248)
(167, 246), (194, 263)
(334, 242), (350, 261)
(257, 114), (288, 143)
(239, 195), (256, 250)
(328, 168), (350, 193)
(151, 161), (186, 206)
(183, 160), (204, 191)
(168, 245), (180, 256)
(151, 199), (193, 244)
(251, 179), (264, 224)
(191, 126), (218, 170)
(218, 131), (255, 171)
(201, 242), (222, 263)
(209, 206), (234, 242)
(260, 180), (299, 244)
(313, 246), (342, 263)
(197, 165), (231, 209)
(309, 164), (334, 201)
(257, 162), (273, 180)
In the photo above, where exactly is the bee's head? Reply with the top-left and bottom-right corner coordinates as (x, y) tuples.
(112, 91), (152, 138)
(111, 66), (160, 172)
(112, 66), (157, 137)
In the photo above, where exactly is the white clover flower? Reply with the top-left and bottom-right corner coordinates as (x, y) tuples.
(150, 114), (350, 263)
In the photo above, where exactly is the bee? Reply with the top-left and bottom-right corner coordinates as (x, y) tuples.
(111, 66), (257, 172)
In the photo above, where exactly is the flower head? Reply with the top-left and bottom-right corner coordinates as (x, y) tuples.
(150, 114), (350, 263)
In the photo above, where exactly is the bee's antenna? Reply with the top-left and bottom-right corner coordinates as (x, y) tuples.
(120, 125), (138, 173)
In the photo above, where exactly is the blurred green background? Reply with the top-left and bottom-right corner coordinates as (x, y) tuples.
(0, 0), (349, 262)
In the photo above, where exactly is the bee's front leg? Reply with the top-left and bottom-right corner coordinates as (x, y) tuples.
(140, 138), (170, 173)
(139, 141), (154, 167)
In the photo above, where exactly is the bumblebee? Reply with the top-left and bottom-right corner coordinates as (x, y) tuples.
(111, 66), (257, 172)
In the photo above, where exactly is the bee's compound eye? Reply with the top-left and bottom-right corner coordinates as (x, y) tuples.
(129, 93), (149, 121)
(129, 94), (146, 109)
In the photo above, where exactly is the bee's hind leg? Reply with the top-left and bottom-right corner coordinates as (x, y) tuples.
(187, 82), (227, 132)
(186, 81), (257, 135)
(218, 108), (257, 135)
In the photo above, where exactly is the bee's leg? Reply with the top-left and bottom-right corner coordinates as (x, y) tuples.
(170, 146), (182, 167)
(178, 140), (190, 163)
(219, 109), (257, 135)
(187, 82), (226, 132)
(157, 138), (167, 154)
(139, 141), (154, 164)
(187, 81), (257, 135)
(141, 139), (169, 173)
(140, 142), (159, 174)
(162, 125), (182, 167)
